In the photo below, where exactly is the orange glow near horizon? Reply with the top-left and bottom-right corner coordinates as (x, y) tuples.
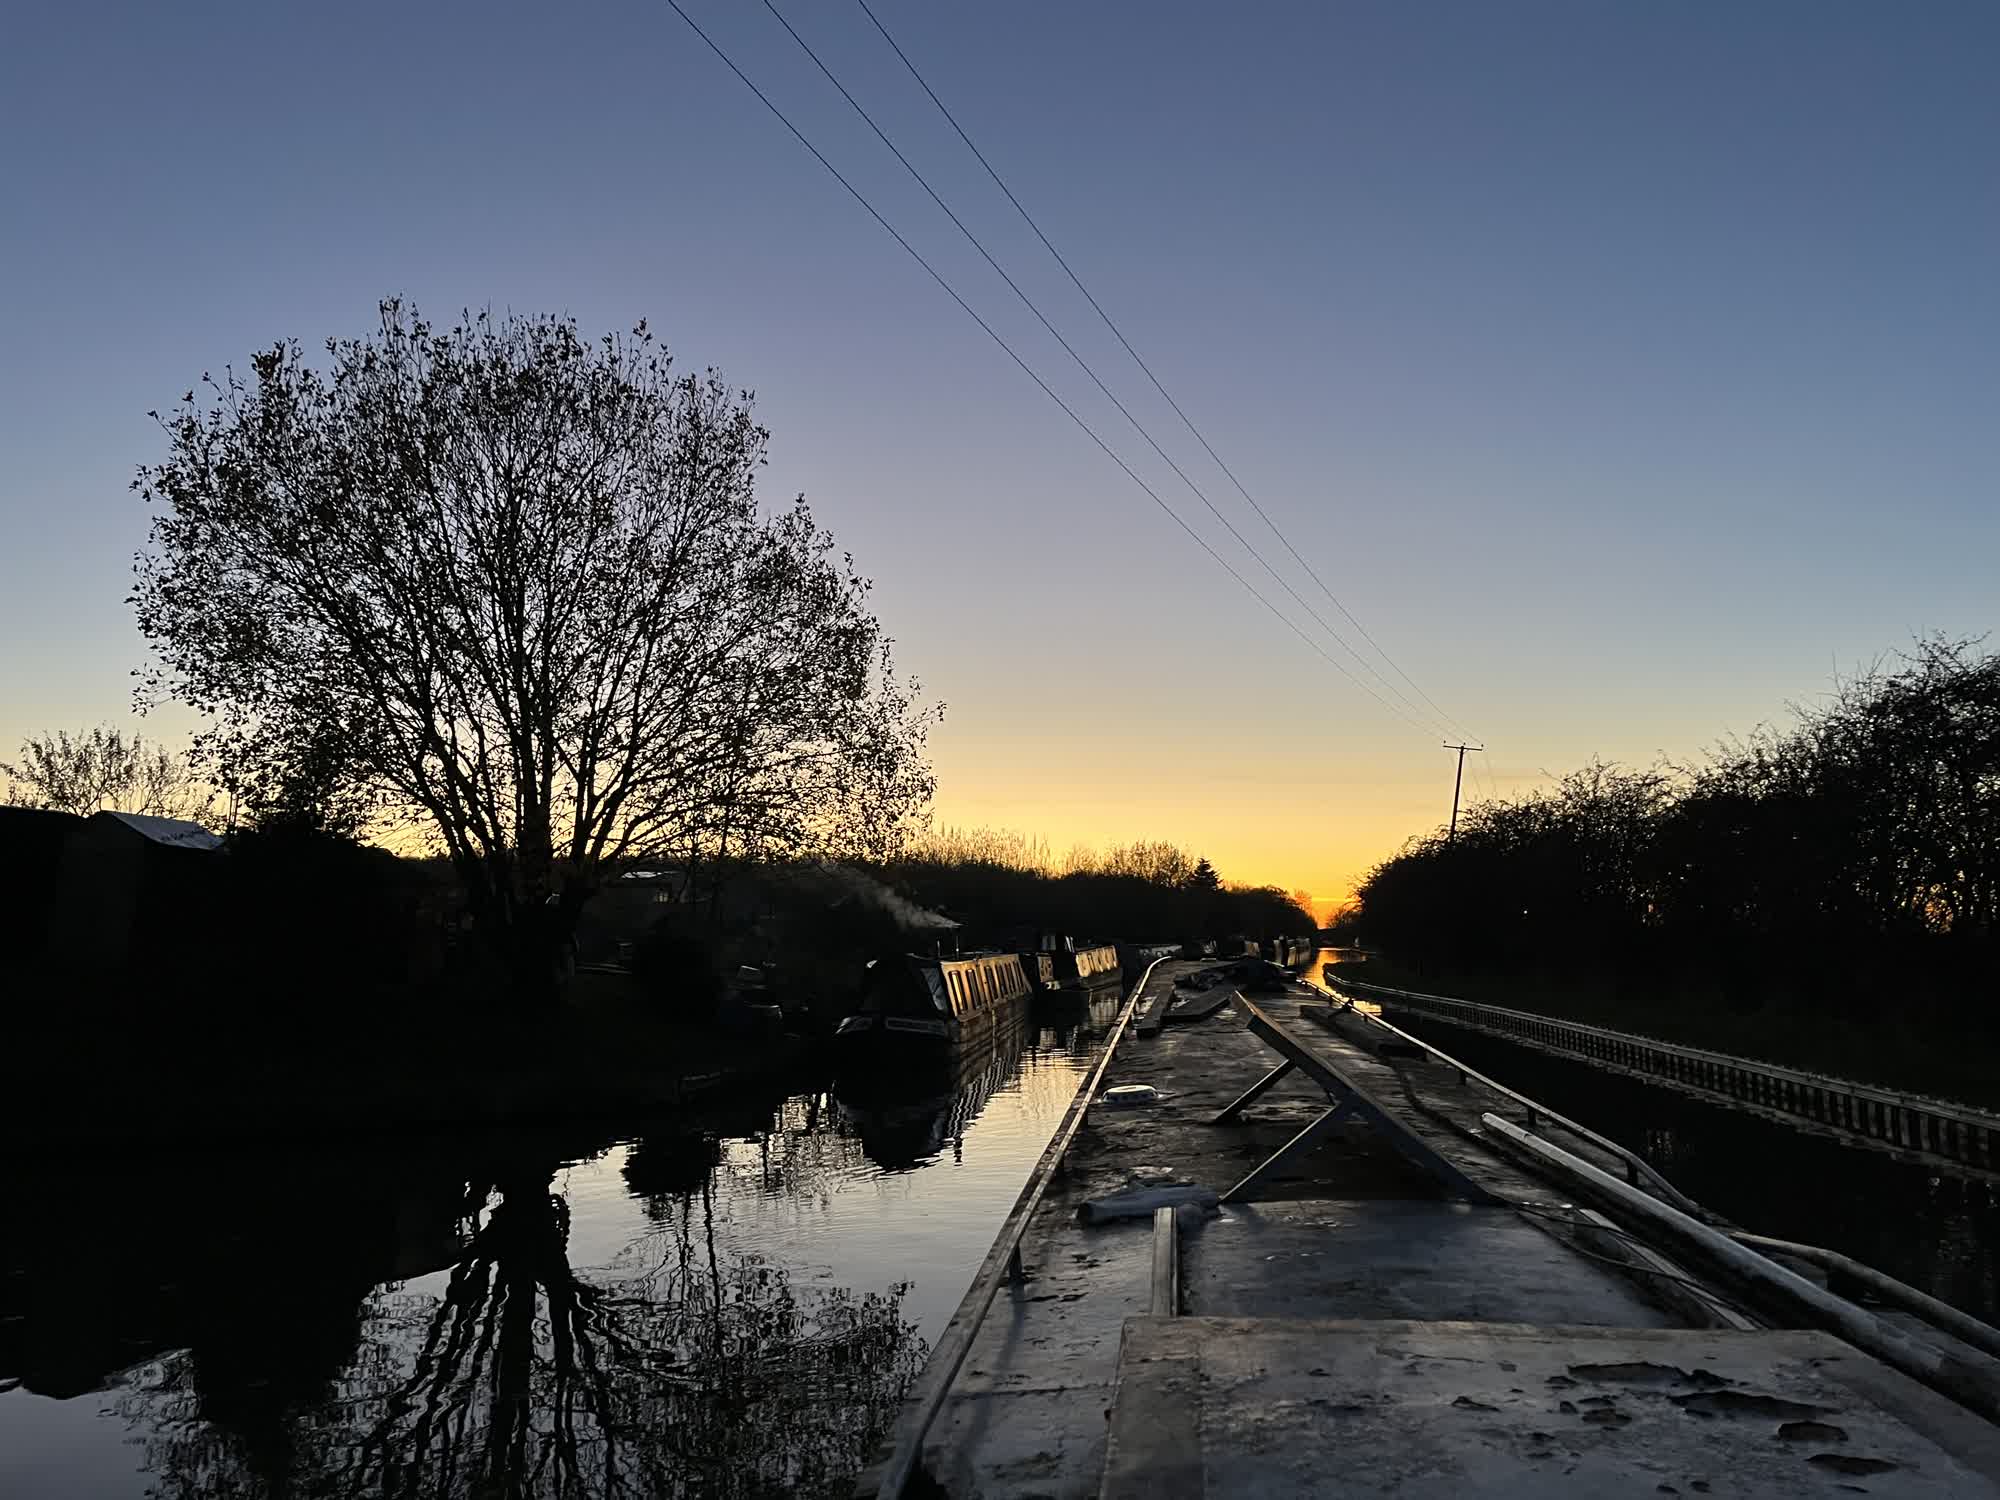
(921, 715), (1480, 916)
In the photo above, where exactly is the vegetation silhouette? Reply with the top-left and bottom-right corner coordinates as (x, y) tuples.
(2, 724), (216, 825)
(878, 828), (1315, 946)
(130, 300), (938, 1000)
(1353, 637), (1999, 1091)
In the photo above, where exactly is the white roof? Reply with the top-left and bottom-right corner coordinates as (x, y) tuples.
(98, 810), (224, 851)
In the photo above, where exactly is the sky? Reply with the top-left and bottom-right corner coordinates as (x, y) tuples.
(2, 1), (1995, 910)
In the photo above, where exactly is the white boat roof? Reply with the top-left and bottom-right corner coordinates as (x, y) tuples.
(97, 810), (224, 851)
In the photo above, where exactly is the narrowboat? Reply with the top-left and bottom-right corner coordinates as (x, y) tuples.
(1043, 936), (1123, 994)
(833, 950), (1033, 1063)
(1020, 949), (1060, 994)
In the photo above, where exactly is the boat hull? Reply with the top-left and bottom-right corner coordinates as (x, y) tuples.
(834, 996), (1028, 1075)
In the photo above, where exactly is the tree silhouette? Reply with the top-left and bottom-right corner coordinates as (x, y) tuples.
(1354, 636), (2000, 1026)
(2, 724), (215, 824)
(132, 301), (938, 991)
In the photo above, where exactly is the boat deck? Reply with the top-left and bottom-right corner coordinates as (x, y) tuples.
(1103, 1318), (2000, 1498)
(875, 961), (2000, 1497)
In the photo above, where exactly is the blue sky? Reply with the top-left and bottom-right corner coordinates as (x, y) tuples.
(3, 1), (1995, 901)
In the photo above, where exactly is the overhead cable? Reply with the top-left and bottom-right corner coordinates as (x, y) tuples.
(852, 0), (1491, 748)
(665, 0), (1437, 730)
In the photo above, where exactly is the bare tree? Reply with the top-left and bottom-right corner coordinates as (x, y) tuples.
(2, 725), (216, 825)
(1097, 840), (1196, 888)
(132, 301), (938, 990)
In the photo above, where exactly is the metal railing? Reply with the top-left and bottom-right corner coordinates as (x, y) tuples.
(1327, 973), (2000, 1177)
(869, 955), (1169, 1500)
(1303, 982), (1710, 1217)
(1308, 978), (2000, 1368)
(1485, 1113), (2000, 1427)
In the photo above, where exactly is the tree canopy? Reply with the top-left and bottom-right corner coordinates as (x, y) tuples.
(1354, 637), (2000, 1017)
(2, 724), (215, 825)
(132, 302), (937, 976)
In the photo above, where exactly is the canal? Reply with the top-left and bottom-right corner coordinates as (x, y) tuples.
(1302, 953), (2000, 1328)
(0, 989), (1130, 1500)
(13, 958), (1992, 1498)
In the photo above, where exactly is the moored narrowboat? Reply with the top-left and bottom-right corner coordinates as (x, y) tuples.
(1049, 938), (1122, 994)
(1019, 949), (1060, 994)
(833, 950), (1033, 1062)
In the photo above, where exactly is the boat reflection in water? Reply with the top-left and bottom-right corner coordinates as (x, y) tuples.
(1032, 978), (1127, 1053)
(833, 961), (1131, 1173)
(835, 1010), (1032, 1172)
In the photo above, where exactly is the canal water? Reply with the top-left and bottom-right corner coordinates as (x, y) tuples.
(1303, 953), (2000, 1327)
(0, 990), (1130, 1500)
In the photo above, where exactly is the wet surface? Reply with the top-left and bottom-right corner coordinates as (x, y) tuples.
(0, 993), (1128, 1499)
(915, 960), (1693, 1498)
(1321, 975), (2000, 1326)
(1103, 1320), (2000, 1497)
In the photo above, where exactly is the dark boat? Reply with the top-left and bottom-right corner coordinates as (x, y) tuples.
(833, 950), (1034, 1065)
(1046, 936), (1122, 995)
(1020, 948), (1061, 994)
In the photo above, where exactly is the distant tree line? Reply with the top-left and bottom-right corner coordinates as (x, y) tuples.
(880, 830), (1313, 945)
(1357, 637), (1999, 1022)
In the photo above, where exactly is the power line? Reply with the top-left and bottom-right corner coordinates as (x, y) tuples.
(758, 0), (1441, 735)
(851, 0), (1488, 745)
(661, 0), (1431, 726)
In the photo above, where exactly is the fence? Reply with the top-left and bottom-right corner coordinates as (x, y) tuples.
(1325, 974), (2000, 1177)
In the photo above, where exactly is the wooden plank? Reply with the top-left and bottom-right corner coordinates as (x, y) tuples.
(1231, 997), (1501, 1204)
(1150, 1206), (1178, 1317)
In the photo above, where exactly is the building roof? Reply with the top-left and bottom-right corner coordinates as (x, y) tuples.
(94, 810), (225, 851)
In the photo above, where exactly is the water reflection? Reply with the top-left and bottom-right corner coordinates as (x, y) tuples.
(1, 1010), (1111, 1499)
(116, 1170), (923, 1498)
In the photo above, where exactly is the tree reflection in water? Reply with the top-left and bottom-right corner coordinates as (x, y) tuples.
(124, 1162), (925, 1499)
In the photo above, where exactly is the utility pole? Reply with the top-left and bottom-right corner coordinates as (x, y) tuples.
(1443, 742), (1484, 840)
